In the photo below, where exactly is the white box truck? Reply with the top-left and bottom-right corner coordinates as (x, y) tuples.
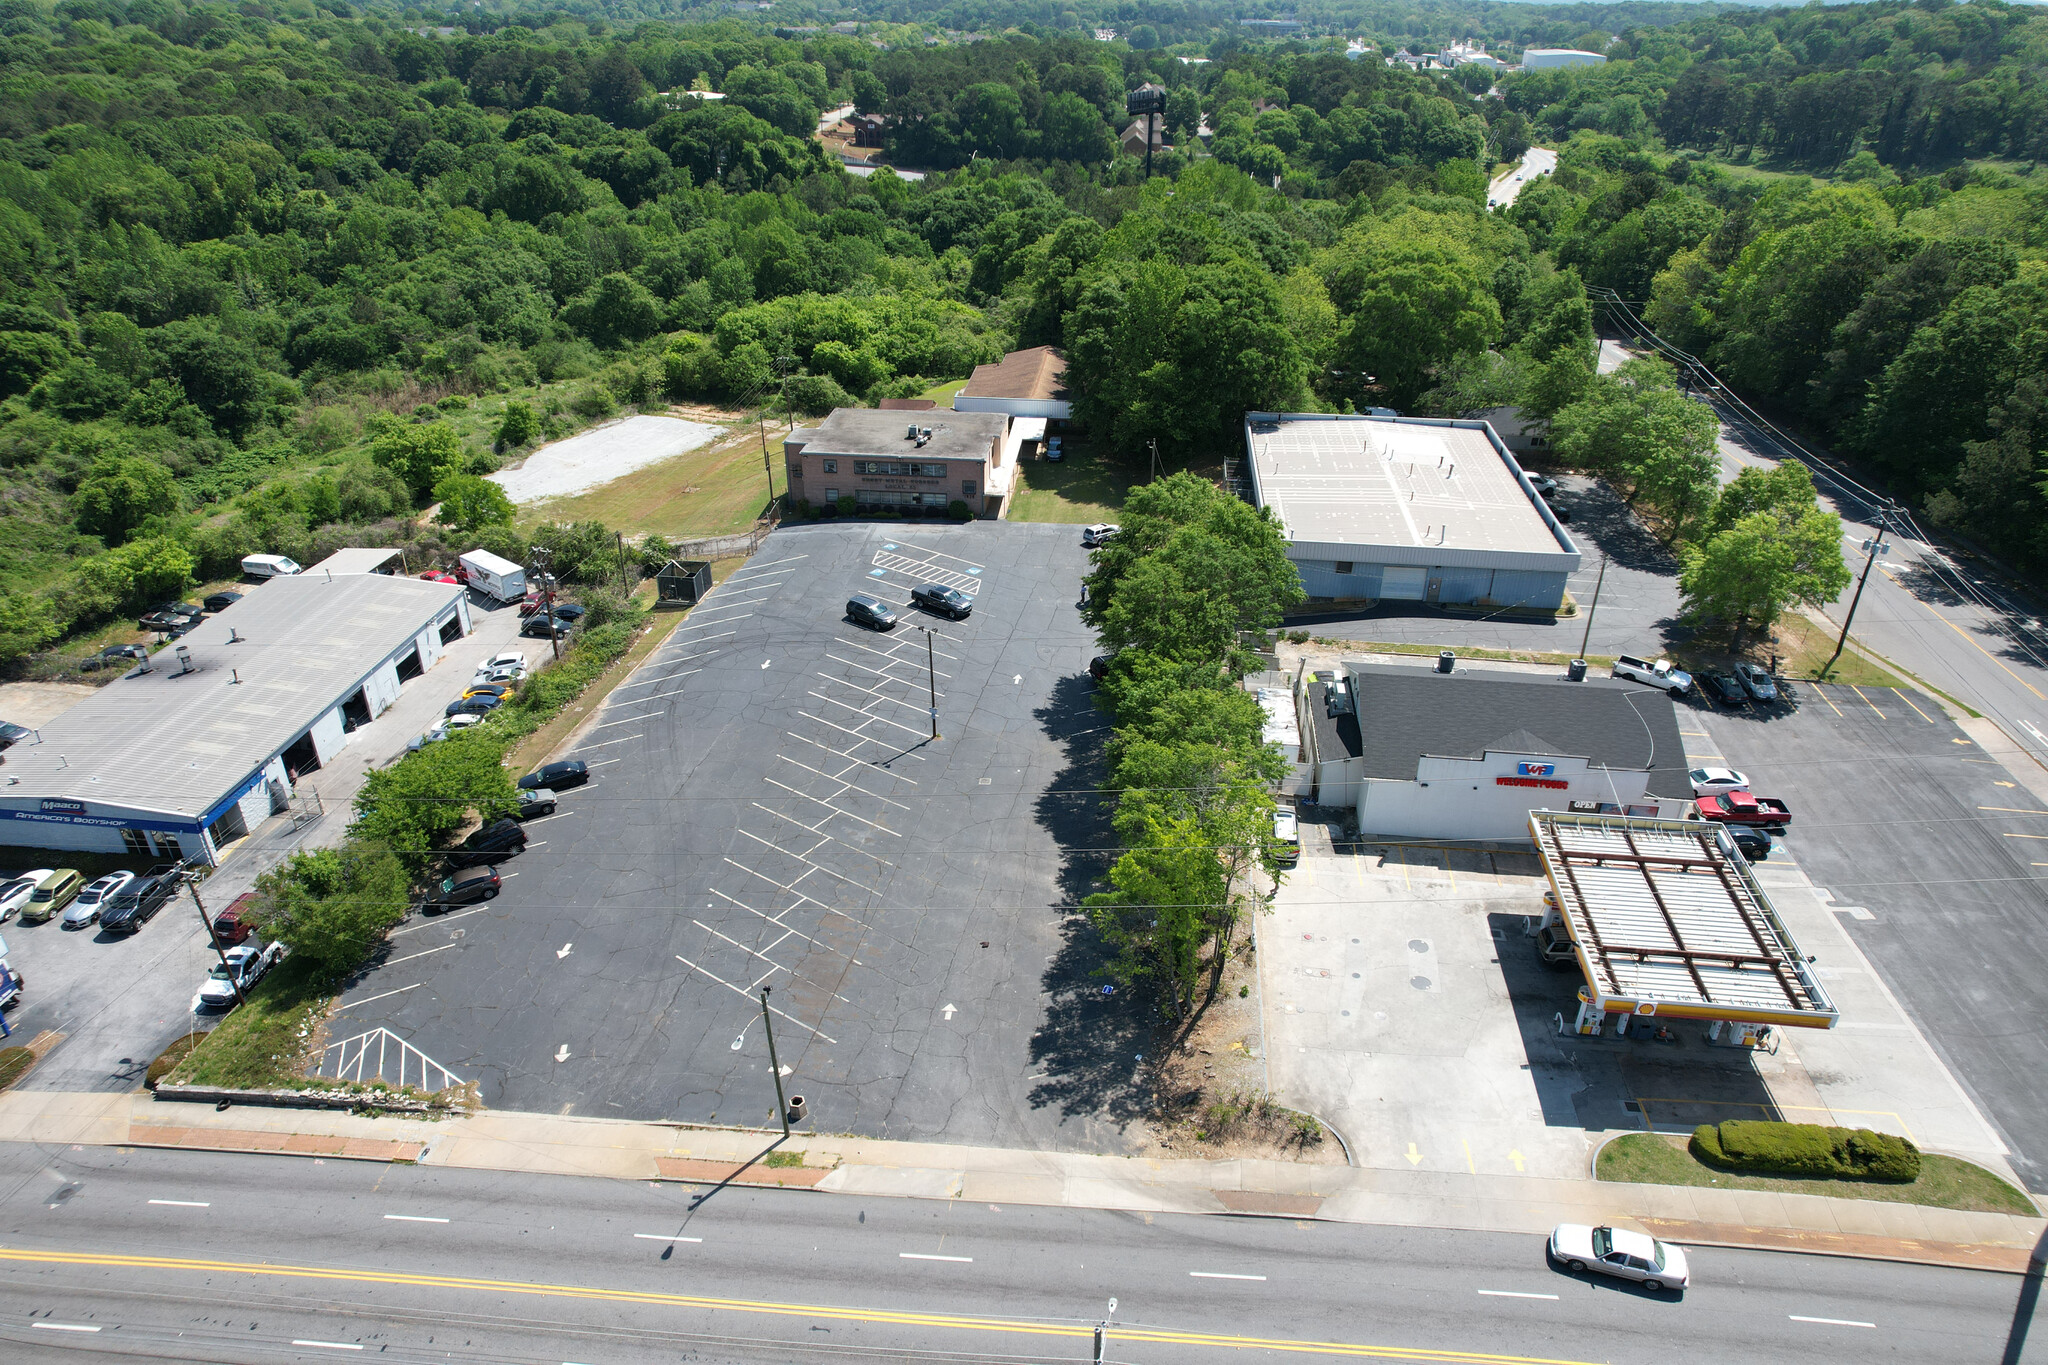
(458, 549), (525, 603)
(241, 554), (301, 579)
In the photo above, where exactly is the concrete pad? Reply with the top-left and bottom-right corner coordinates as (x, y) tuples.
(489, 414), (724, 504)
(958, 1170), (1069, 1205)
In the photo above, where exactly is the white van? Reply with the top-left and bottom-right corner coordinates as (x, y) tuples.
(241, 554), (301, 579)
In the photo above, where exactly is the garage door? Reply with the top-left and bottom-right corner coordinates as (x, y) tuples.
(1380, 565), (1427, 600)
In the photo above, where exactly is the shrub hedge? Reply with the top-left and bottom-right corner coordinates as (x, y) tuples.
(1691, 1120), (1921, 1182)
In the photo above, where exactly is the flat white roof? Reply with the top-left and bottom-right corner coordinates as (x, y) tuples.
(1244, 414), (1574, 563)
(0, 575), (462, 824)
(309, 547), (402, 575)
(1532, 811), (1838, 1028)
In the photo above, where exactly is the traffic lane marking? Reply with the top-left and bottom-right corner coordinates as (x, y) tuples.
(1478, 1291), (1557, 1300)
(384, 1214), (450, 1223)
(0, 1247), (1621, 1363)
(900, 1253), (973, 1263)
(1789, 1315), (1876, 1328)
(1191, 1271), (1267, 1281)
(1879, 566), (2047, 700)
(148, 1199), (210, 1207)
(634, 1233), (703, 1242)
(33, 1322), (102, 1332)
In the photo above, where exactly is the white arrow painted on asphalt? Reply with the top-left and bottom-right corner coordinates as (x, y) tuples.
(942, 1003), (958, 1021)
(761, 659), (772, 669)
(555, 1045), (570, 1063)
(557, 943), (573, 959)
(1012, 674), (1021, 684)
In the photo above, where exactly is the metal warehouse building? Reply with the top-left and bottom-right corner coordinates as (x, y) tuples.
(1243, 413), (1580, 609)
(0, 572), (469, 866)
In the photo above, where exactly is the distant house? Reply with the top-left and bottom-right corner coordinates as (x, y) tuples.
(1119, 119), (1168, 157)
(953, 346), (1071, 421)
(850, 113), (886, 147)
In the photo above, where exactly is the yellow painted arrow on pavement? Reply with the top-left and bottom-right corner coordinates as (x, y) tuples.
(1508, 1150), (1525, 1172)
(1405, 1143), (1422, 1166)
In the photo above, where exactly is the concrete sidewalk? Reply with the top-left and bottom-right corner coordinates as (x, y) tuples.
(2, 1089), (2037, 1273)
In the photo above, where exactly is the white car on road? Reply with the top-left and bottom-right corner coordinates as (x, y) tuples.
(1548, 1224), (1688, 1291)
(1688, 766), (1750, 797)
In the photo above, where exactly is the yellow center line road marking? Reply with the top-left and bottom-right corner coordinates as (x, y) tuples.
(1887, 574), (2047, 700)
(1848, 685), (1885, 718)
(0, 1248), (1609, 1364)
(2001, 833), (2048, 840)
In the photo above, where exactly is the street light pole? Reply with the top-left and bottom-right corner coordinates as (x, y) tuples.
(1822, 529), (1891, 679)
(921, 626), (939, 740)
(759, 986), (790, 1136)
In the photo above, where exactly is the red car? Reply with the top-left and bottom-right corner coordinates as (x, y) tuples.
(212, 891), (259, 945)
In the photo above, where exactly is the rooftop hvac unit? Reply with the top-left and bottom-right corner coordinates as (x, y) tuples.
(906, 423), (920, 439)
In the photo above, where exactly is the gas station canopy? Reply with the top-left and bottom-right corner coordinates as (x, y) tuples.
(1531, 811), (1839, 1030)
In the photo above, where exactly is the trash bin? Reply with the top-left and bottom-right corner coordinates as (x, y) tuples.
(1436, 650), (1455, 674)
(1567, 658), (1587, 682)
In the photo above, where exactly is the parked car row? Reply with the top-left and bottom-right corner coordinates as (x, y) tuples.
(847, 582), (975, 631)
(1695, 661), (1781, 707)
(0, 865), (183, 934)
(419, 760), (589, 913)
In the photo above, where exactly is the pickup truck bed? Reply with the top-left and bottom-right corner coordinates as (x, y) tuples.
(1694, 791), (1792, 831)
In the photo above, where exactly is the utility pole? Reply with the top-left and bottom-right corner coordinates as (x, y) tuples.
(920, 626), (939, 740)
(1822, 527), (1891, 679)
(760, 986), (790, 1137)
(1147, 437), (1162, 483)
(184, 867), (241, 1004)
(532, 547), (561, 661)
(1576, 556), (1607, 662)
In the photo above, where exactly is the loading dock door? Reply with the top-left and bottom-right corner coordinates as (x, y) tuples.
(1381, 565), (1427, 600)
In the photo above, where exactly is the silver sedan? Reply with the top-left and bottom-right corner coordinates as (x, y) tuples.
(1549, 1223), (1689, 1291)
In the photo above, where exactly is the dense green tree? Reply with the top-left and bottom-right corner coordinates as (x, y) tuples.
(73, 454), (179, 544)
(371, 419), (466, 505)
(249, 843), (413, 978)
(433, 472), (516, 534)
(351, 734), (522, 871)
(1551, 359), (1721, 541)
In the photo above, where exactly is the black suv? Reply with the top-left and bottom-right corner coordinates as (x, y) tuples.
(846, 594), (897, 630)
(910, 584), (972, 620)
(100, 874), (177, 933)
(1726, 825), (1772, 861)
(81, 643), (148, 672)
(519, 759), (588, 791)
(448, 817), (526, 868)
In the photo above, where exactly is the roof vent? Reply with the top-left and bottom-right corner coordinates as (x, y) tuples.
(175, 645), (194, 675)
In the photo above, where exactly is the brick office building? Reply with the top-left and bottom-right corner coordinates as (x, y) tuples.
(785, 408), (1016, 518)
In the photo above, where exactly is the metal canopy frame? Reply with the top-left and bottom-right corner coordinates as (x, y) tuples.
(1531, 810), (1838, 1028)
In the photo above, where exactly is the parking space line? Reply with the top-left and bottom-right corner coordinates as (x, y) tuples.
(149, 1198), (211, 1207)
(674, 953), (837, 1042)
(777, 753), (911, 810)
(1847, 685), (1886, 718)
(680, 609), (755, 626)
(1191, 1271), (1267, 1281)
(885, 537), (985, 569)
(815, 670), (945, 711)
(334, 983), (423, 1011)
(588, 758), (623, 767)
(627, 679), (700, 704)
(827, 649), (954, 683)
(841, 630), (959, 663)
(387, 944), (457, 966)
(1981, 806), (2048, 814)
(832, 637), (956, 671)
(796, 709), (923, 758)
(738, 826), (895, 882)
(787, 730), (921, 782)
(390, 906), (489, 935)
(708, 888), (868, 962)
(592, 712), (661, 729)
(1808, 683), (1847, 717)
(763, 776), (901, 835)
(1891, 689), (1936, 723)
(664, 630), (736, 648)
(1478, 1290), (1556, 1300)
(730, 555), (808, 575)
(809, 691), (929, 738)
(575, 734), (641, 751)
(635, 1233), (704, 1242)
(1790, 1316), (1876, 1328)
(692, 920), (852, 1004)
(2000, 832), (2048, 840)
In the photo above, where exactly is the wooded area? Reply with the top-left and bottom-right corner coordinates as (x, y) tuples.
(1, 0), (2044, 670)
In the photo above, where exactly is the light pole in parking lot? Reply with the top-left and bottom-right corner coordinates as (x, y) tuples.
(917, 626), (939, 741)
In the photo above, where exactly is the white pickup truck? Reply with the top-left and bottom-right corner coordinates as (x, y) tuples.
(1612, 654), (1693, 696)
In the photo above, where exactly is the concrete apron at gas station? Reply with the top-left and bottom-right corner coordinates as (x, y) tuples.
(1258, 833), (2024, 1189)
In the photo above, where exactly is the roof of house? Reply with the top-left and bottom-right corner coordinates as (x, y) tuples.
(1245, 412), (1573, 561)
(0, 574), (463, 822)
(958, 347), (1068, 404)
(800, 407), (1007, 463)
(1341, 663), (1692, 797)
(877, 397), (937, 411)
(308, 547), (403, 575)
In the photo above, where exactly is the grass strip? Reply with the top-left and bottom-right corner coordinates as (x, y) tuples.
(1596, 1132), (2038, 1216)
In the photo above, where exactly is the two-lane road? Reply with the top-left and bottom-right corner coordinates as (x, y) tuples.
(0, 1144), (2035, 1362)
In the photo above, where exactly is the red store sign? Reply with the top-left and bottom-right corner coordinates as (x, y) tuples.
(1496, 775), (1570, 790)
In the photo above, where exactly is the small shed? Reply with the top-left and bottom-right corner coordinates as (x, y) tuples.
(655, 559), (713, 604)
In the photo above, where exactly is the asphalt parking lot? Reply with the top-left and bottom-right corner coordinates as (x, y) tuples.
(331, 522), (1143, 1151)
(1689, 679), (2048, 1191)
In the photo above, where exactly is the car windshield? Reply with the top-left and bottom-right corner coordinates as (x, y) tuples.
(1590, 1227), (1611, 1256)
(1649, 1240), (1669, 1270)
(207, 962), (234, 980)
